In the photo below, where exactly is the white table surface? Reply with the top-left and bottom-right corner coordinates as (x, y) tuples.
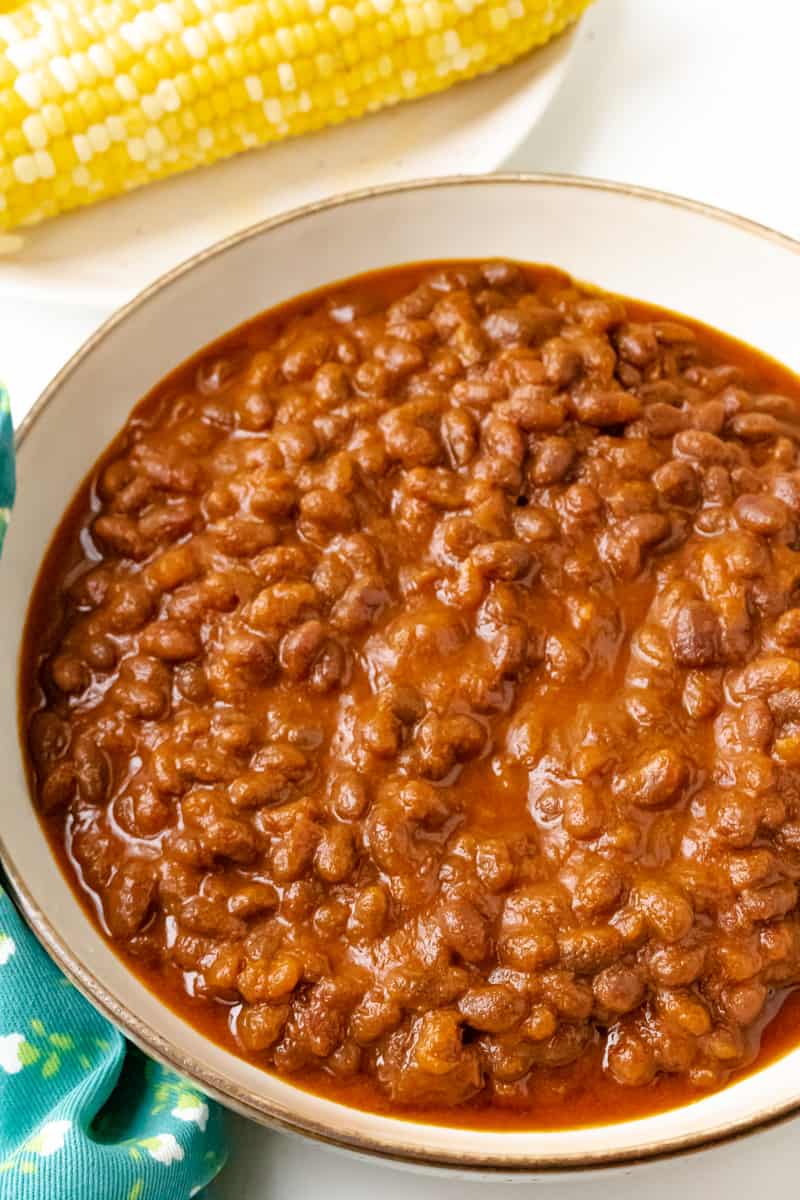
(3, 0), (800, 1193)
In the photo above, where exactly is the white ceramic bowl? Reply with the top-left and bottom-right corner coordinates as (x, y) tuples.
(3, 175), (800, 1173)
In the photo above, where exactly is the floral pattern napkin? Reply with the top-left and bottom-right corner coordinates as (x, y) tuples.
(0, 883), (227, 1199)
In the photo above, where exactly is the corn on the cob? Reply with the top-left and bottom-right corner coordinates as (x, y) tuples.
(0, 0), (590, 231)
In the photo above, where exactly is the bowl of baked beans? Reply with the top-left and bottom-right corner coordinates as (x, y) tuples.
(4, 175), (800, 1172)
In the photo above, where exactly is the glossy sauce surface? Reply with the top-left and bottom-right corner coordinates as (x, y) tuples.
(21, 261), (800, 1128)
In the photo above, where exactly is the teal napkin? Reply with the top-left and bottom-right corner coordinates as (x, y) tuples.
(0, 383), (228, 1198)
(0, 383), (14, 537)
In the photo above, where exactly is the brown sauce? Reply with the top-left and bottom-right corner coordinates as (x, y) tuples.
(20, 261), (800, 1129)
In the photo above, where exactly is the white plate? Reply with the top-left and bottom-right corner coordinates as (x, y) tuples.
(0, 27), (577, 307)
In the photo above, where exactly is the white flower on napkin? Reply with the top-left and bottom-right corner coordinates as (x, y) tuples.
(0, 1032), (25, 1074)
(172, 1095), (209, 1131)
(26, 1119), (72, 1156)
(142, 1133), (184, 1166)
(0, 935), (16, 965)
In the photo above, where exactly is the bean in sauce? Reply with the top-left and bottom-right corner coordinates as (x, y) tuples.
(21, 261), (800, 1129)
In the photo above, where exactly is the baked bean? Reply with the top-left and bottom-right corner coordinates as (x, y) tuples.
(521, 1004), (558, 1042)
(669, 599), (720, 668)
(27, 261), (800, 1124)
(624, 512), (670, 549)
(41, 761), (77, 812)
(73, 737), (110, 805)
(512, 506), (558, 544)
(467, 546), (529, 591)
(563, 332), (616, 381)
(482, 307), (559, 347)
(475, 838), (514, 893)
(410, 1009), (471, 1077)
(112, 656), (171, 721)
(146, 545), (198, 592)
(615, 322), (658, 366)
(562, 784), (605, 840)
(373, 336), (425, 378)
(772, 471), (800, 511)
(239, 951), (303, 1003)
(652, 459), (699, 507)
(281, 332), (331, 382)
(413, 712), (486, 780)
(299, 488), (357, 532)
(50, 653), (89, 694)
(278, 620), (325, 678)
(729, 412), (778, 442)
(450, 324), (489, 367)
(429, 290), (477, 337)
(441, 408), (478, 467)
(229, 748), (307, 809)
(237, 1003), (290, 1052)
(92, 514), (148, 560)
(248, 581), (319, 631)
(500, 923), (559, 973)
(404, 466), (466, 510)
(574, 297), (626, 333)
(572, 388), (642, 426)
(693, 398), (726, 434)
(737, 881), (797, 924)
(540, 970), (593, 1021)
(635, 880), (694, 943)
(716, 937), (763, 981)
(724, 981), (767, 1025)
(315, 825), (356, 882)
(458, 985), (526, 1033)
(211, 516), (279, 557)
(106, 580), (156, 633)
(642, 402), (687, 439)
(656, 989), (711, 1036)
(347, 887), (389, 944)
(140, 620), (200, 661)
(220, 632), (277, 686)
(558, 927), (623, 973)
(731, 655), (800, 700)
(655, 321), (696, 347)
(479, 261), (522, 288)
(541, 337), (582, 386)
(501, 385), (566, 432)
(104, 862), (156, 938)
(573, 865), (624, 918)
(380, 399), (443, 467)
(273, 423), (319, 467)
(530, 436), (575, 485)
(733, 493), (788, 535)
(437, 897), (489, 963)
(139, 499), (198, 545)
(180, 894), (244, 938)
(593, 964), (645, 1015)
(131, 442), (203, 493)
(673, 429), (729, 464)
(606, 1029), (657, 1087)
(183, 806), (256, 864)
(330, 576), (389, 632)
(618, 748), (688, 809)
(648, 942), (706, 987)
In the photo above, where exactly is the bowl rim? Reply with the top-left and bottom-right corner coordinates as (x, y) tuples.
(5, 172), (800, 1174)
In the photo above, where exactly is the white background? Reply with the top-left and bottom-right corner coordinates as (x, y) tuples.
(2, 0), (800, 1193)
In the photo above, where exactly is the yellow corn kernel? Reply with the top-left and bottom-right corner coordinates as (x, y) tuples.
(0, 0), (593, 230)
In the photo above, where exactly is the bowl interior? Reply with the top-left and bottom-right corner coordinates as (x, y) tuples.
(2, 176), (800, 1170)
